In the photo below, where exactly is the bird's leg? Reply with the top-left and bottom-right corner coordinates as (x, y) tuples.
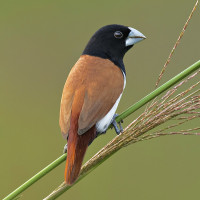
(63, 135), (69, 153)
(111, 113), (124, 135)
(63, 143), (68, 153)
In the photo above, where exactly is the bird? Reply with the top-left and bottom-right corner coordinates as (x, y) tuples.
(59, 24), (146, 185)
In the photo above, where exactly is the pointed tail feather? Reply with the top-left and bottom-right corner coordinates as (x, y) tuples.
(65, 124), (95, 185)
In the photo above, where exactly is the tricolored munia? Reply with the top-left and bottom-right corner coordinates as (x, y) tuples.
(59, 24), (146, 185)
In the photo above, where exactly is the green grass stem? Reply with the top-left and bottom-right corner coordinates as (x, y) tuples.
(3, 60), (200, 200)
(3, 154), (67, 200)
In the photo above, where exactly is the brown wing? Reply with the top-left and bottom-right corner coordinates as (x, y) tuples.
(59, 55), (124, 139)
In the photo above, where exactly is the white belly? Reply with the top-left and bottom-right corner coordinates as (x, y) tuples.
(96, 72), (126, 133)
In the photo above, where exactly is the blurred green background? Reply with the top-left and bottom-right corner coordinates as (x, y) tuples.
(1, 0), (200, 199)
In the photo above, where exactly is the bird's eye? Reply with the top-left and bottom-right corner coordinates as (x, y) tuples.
(114, 31), (123, 39)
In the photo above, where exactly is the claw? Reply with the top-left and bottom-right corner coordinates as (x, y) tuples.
(112, 119), (121, 135)
(111, 114), (124, 135)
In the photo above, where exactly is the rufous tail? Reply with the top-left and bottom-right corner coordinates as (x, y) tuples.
(65, 122), (95, 185)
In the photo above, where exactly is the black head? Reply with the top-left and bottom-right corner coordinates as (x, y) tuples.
(82, 24), (146, 73)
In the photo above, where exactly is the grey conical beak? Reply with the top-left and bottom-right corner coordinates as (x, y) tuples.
(126, 27), (146, 46)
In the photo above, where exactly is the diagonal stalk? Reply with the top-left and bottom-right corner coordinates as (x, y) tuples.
(115, 60), (200, 122)
(3, 60), (200, 200)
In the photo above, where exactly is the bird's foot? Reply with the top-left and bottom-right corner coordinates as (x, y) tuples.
(63, 143), (68, 153)
(111, 114), (124, 135)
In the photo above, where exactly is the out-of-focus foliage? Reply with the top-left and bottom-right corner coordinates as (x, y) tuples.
(1, 1), (200, 199)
